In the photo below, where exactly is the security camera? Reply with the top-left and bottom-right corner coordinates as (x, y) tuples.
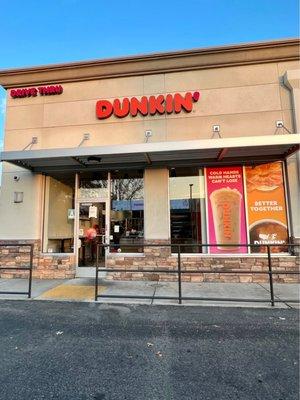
(13, 175), (20, 182)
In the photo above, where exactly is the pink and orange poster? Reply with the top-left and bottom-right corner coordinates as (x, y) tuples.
(205, 166), (247, 254)
(245, 161), (288, 253)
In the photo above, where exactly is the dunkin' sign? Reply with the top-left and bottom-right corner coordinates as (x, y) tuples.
(96, 91), (200, 119)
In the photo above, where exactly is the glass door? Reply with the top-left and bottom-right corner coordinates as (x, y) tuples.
(77, 201), (108, 268)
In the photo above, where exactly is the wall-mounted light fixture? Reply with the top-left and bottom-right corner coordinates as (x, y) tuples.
(78, 133), (90, 147)
(22, 136), (38, 151)
(14, 192), (24, 203)
(274, 121), (292, 134)
(87, 156), (102, 163)
(212, 125), (221, 138)
(145, 130), (152, 142)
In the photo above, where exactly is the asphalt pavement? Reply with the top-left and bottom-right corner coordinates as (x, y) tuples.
(0, 300), (298, 400)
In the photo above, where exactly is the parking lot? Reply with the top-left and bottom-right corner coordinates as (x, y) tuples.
(0, 300), (298, 400)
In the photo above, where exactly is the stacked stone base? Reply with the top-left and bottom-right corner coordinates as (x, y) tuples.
(0, 240), (76, 279)
(0, 240), (299, 283)
(106, 244), (300, 283)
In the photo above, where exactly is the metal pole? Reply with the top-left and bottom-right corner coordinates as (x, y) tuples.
(267, 245), (275, 307)
(95, 244), (99, 301)
(28, 244), (33, 299)
(189, 184), (194, 249)
(177, 245), (182, 305)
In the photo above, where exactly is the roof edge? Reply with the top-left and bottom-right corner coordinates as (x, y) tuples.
(0, 38), (299, 89)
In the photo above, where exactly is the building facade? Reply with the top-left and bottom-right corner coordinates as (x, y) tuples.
(0, 39), (299, 283)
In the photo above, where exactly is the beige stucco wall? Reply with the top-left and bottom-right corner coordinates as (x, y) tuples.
(0, 163), (43, 240)
(286, 154), (300, 238)
(283, 68), (300, 239)
(3, 60), (300, 152)
(1, 58), (299, 242)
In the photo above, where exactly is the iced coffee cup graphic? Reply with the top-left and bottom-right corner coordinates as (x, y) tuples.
(210, 188), (242, 250)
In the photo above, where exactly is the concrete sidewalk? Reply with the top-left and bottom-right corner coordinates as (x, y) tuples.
(0, 277), (299, 308)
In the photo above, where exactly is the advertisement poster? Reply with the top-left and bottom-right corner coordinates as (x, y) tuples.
(206, 166), (247, 254)
(245, 161), (288, 253)
(88, 205), (98, 218)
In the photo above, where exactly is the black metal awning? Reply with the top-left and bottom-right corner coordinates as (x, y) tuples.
(1, 135), (299, 174)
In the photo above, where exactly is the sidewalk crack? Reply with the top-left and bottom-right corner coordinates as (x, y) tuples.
(257, 282), (293, 309)
(151, 284), (158, 305)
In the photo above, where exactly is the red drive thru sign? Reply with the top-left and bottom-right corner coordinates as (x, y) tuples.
(96, 91), (200, 119)
(10, 85), (63, 98)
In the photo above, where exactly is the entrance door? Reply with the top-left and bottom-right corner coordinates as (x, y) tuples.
(76, 201), (108, 277)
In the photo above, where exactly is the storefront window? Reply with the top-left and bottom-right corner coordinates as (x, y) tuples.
(169, 168), (206, 253)
(78, 171), (108, 199)
(205, 166), (247, 254)
(110, 170), (144, 253)
(244, 161), (289, 253)
(204, 162), (289, 254)
(43, 174), (75, 253)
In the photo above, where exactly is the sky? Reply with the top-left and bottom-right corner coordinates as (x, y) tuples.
(0, 0), (299, 159)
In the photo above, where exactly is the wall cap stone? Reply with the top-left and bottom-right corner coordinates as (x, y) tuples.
(0, 38), (299, 88)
